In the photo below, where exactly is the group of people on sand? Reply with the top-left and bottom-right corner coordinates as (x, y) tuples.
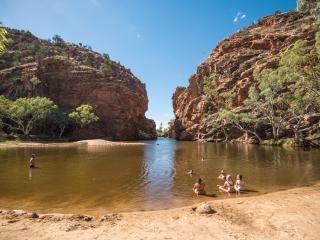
(192, 169), (245, 196)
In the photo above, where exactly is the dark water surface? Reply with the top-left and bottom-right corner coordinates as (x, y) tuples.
(0, 138), (319, 215)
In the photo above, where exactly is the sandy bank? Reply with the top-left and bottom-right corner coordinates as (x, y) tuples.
(0, 139), (145, 148)
(0, 184), (319, 240)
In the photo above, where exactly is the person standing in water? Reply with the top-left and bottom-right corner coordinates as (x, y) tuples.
(193, 178), (206, 196)
(29, 154), (36, 168)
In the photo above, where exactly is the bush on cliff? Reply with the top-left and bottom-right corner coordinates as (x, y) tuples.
(69, 104), (99, 128)
(297, 0), (320, 21)
(52, 34), (64, 44)
(99, 61), (111, 76)
(0, 23), (7, 52)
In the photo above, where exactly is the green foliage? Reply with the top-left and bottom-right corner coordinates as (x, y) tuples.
(0, 24), (7, 52)
(68, 104), (99, 128)
(83, 56), (93, 67)
(156, 122), (164, 136)
(316, 32), (320, 57)
(203, 74), (218, 100)
(103, 53), (110, 61)
(245, 33), (320, 141)
(219, 90), (235, 104)
(30, 75), (41, 87)
(50, 107), (73, 138)
(30, 75), (41, 97)
(297, 0), (315, 11)
(168, 119), (175, 127)
(52, 34), (64, 44)
(216, 109), (262, 142)
(297, 0), (320, 22)
(78, 43), (92, 50)
(0, 96), (57, 136)
(287, 10), (299, 23)
(99, 61), (111, 75)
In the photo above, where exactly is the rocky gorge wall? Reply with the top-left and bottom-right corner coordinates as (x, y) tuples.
(171, 11), (318, 141)
(0, 29), (156, 140)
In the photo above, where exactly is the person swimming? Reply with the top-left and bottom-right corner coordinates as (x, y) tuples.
(193, 178), (206, 196)
(187, 169), (194, 175)
(29, 154), (36, 168)
(217, 175), (235, 193)
(217, 169), (226, 180)
(234, 174), (245, 194)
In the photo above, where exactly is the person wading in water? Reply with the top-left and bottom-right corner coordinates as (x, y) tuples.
(29, 154), (36, 168)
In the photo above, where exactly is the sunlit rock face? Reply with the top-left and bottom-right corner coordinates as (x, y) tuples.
(0, 28), (156, 140)
(171, 11), (317, 141)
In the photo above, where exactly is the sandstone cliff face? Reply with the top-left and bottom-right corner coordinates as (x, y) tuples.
(0, 29), (156, 140)
(172, 11), (317, 141)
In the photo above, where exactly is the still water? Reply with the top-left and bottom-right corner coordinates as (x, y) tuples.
(0, 138), (319, 215)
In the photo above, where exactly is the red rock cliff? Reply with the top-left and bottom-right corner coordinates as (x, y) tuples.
(0, 29), (156, 140)
(172, 11), (317, 140)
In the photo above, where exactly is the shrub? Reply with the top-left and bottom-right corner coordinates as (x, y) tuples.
(99, 62), (111, 75)
(52, 34), (64, 44)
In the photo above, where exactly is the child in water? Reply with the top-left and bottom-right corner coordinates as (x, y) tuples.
(217, 169), (226, 180)
(217, 175), (235, 193)
(193, 178), (206, 196)
(234, 174), (245, 194)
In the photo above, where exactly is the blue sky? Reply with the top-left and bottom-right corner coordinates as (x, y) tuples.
(0, 0), (296, 128)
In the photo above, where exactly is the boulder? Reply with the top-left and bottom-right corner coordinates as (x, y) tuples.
(194, 203), (215, 214)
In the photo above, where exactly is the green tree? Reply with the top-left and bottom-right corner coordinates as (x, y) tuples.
(297, 0), (320, 21)
(156, 122), (164, 136)
(0, 96), (57, 137)
(217, 109), (262, 143)
(52, 34), (64, 44)
(203, 74), (218, 100)
(0, 23), (7, 52)
(246, 70), (289, 141)
(247, 36), (320, 142)
(99, 62), (111, 76)
(168, 119), (175, 127)
(103, 53), (110, 61)
(52, 108), (72, 138)
(30, 75), (41, 96)
(68, 104), (99, 128)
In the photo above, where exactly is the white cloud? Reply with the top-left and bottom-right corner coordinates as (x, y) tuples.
(233, 12), (240, 23)
(136, 33), (141, 39)
(233, 12), (247, 23)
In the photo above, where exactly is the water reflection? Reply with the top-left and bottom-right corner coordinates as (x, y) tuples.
(142, 139), (177, 209)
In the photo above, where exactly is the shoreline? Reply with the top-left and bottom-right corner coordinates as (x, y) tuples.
(0, 139), (146, 148)
(1, 183), (320, 239)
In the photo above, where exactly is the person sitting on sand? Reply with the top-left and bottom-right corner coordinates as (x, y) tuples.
(234, 174), (245, 194)
(218, 175), (235, 193)
(29, 154), (36, 168)
(193, 178), (206, 196)
(217, 169), (226, 180)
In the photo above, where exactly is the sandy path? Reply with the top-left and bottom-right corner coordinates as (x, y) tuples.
(1, 184), (319, 240)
